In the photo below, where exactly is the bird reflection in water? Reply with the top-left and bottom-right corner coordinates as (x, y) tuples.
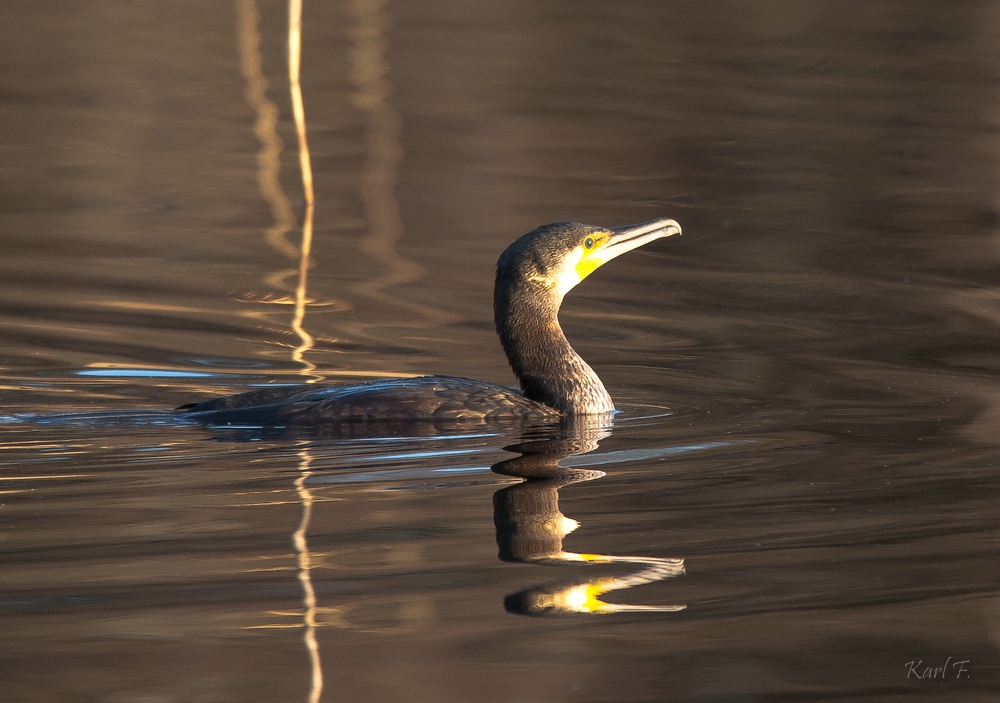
(492, 415), (686, 616)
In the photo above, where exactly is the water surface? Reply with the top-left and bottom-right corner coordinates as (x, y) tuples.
(2, 1), (1000, 701)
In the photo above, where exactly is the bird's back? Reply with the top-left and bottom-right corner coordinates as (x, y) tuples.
(179, 375), (561, 426)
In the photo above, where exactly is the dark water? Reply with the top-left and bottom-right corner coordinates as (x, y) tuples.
(2, 1), (1000, 700)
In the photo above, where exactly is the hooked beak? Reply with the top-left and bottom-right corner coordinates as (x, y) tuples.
(601, 218), (681, 263)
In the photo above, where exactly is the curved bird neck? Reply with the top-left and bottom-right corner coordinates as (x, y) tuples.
(494, 278), (615, 414)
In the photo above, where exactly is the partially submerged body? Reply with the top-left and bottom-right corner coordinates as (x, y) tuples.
(179, 218), (680, 427)
(179, 375), (560, 425)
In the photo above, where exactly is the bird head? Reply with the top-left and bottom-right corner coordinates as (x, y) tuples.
(497, 218), (681, 299)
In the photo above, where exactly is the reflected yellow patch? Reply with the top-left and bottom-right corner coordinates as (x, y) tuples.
(560, 578), (617, 613)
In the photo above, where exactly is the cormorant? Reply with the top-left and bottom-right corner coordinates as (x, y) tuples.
(179, 218), (680, 425)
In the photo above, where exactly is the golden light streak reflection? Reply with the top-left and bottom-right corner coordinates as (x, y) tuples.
(288, 1), (315, 210)
(293, 445), (323, 703)
(235, 0), (319, 380)
(288, 0), (318, 377)
(0, 474), (92, 481)
(86, 300), (223, 314)
(290, 4), (322, 702)
(235, 3), (324, 701)
(290, 213), (317, 375)
(346, 0), (456, 327)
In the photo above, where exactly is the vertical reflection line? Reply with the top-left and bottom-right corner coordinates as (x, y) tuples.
(288, 0), (315, 208)
(235, 0), (319, 375)
(347, 0), (413, 287)
(288, 0), (317, 375)
(293, 447), (323, 703)
(235, 0), (299, 262)
(346, 0), (454, 325)
(288, 4), (323, 703)
(236, 6), (323, 699)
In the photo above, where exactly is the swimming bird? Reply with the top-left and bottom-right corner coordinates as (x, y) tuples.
(179, 218), (680, 425)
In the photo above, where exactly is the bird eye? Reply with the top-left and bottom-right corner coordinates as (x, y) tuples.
(584, 237), (595, 249)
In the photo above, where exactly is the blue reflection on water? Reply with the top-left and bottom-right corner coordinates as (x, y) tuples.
(74, 369), (221, 378)
(565, 441), (749, 467)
